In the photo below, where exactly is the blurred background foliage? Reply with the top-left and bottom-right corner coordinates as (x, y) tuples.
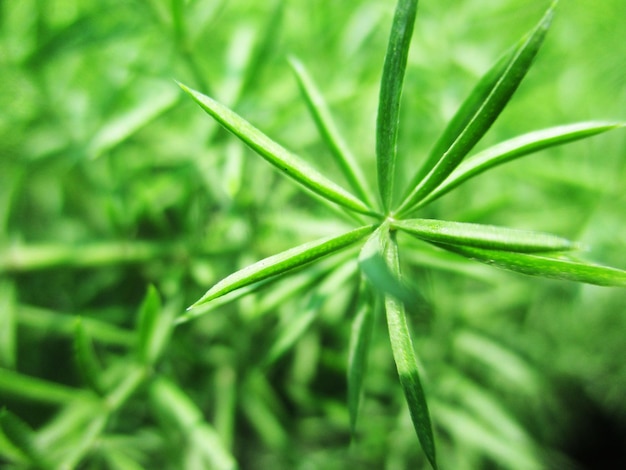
(1, 0), (625, 468)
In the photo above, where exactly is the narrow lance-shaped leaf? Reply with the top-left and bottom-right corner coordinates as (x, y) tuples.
(419, 121), (624, 207)
(289, 56), (377, 208)
(393, 218), (578, 253)
(376, 0), (419, 211)
(406, 51), (515, 190)
(359, 224), (438, 469)
(434, 244), (626, 287)
(385, 233), (438, 469)
(190, 225), (375, 309)
(396, 3), (556, 216)
(178, 83), (378, 217)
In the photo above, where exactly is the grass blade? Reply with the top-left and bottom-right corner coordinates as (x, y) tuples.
(376, 0), (419, 211)
(289, 56), (377, 208)
(421, 121), (624, 206)
(383, 232), (438, 469)
(396, 3), (556, 216)
(393, 218), (578, 253)
(434, 244), (626, 287)
(178, 83), (378, 217)
(189, 225), (375, 308)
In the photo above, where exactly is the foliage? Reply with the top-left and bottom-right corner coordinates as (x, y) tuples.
(1, 0), (625, 468)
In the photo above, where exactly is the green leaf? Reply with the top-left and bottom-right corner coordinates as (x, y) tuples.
(0, 281), (16, 369)
(393, 218), (578, 253)
(35, 400), (107, 467)
(104, 363), (146, 410)
(238, 0), (285, 100)
(359, 223), (419, 306)
(17, 305), (134, 346)
(376, 0), (419, 211)
(262, 262), (356, 367)
(358, 225), (437, 468)
(189, 225), (375, 309)
(347, 283), (375, 434)
(0, 409), (48, 467)
(420, 121), (624, 206)
(289, 56), (376, 208)
(434, 244), (626, 287)
(73, 319), (105, 395)
(0, 368), (91, 405)
(136, 285), (173, 365)
(397, 3), (556, 216)
(150, 378), (236, 470)
(88, 80), (179, 159)
(178, 83), (378, 217)
(382, 231), (438, 469)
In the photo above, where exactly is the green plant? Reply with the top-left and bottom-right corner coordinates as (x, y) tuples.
(1, 0), (625, 468)
(175, 1), (626, 468)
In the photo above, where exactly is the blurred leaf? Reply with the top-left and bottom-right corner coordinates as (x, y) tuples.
(136, 285), (173, 366)
(0, 281), (16, 368)
(88, 81), (179, 159)
(0, 240), (185, 272)
(150, 377), (236, 470)
(73, 318), (105, 395)
(241, 372), (287, 449)
(0, 409), (48, 468)
(190, 225), (375, 308)
(104, 363), (146, 410)
(422, 121), (625, 205)
(289, 56), (376, 207)
(213, 366), (237, 451)
(36, 399), (107, 464)
(178, 83), (378, 216)
(347, 284), (375, 434)
(0, 368), (92, 405)
(17, 305), (134, 346)
(36, 404), (108, 470)
(397, 3), (555, 216)
(435, 401), (541, 469)
(436, 243), (626, 287)
(262, 261), (355, 367)
(238, 0), (285, 99)
(393, 218), (577, 252)
(376, 0), (418, 211)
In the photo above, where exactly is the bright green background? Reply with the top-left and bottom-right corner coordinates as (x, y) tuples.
(1, 0), (625, 468)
